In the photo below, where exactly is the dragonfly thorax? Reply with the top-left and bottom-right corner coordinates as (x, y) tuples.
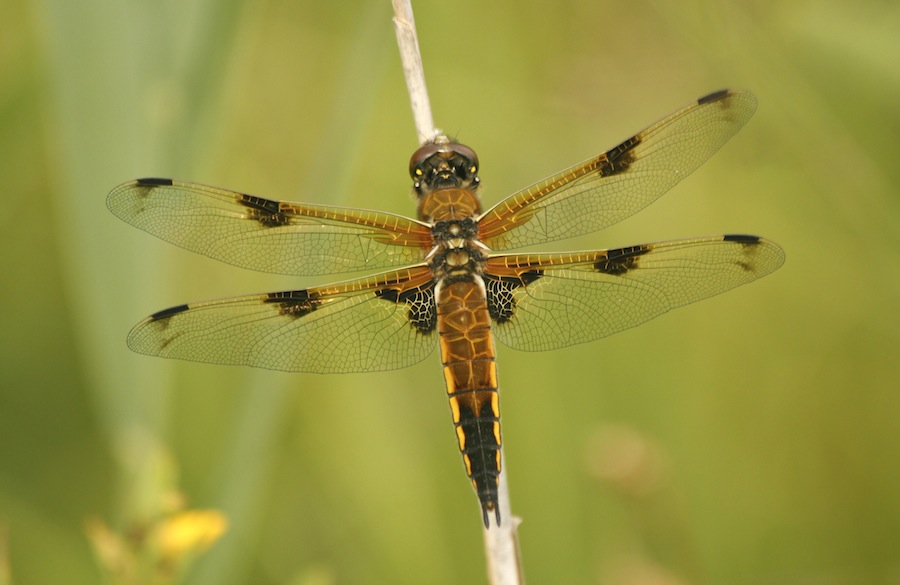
(428, 218), (487, 280)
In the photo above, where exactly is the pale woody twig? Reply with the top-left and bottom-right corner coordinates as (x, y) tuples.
(483, 464), (526, 585)
(390, 1), (525, 584)
(391, 0), (436, 144)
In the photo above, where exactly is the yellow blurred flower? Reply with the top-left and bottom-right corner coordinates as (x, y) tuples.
(86, 508), (228, 585)
(154, 510), (228, 559)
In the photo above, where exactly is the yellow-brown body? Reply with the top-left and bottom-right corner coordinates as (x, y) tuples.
(437, 280), (501, 525)
(417, 171), (503, 525)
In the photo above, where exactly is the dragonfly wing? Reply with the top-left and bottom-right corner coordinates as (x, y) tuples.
(127, 265), (438, 373)
(478, 90), (757, 250)
(484, 235), (784, 351)
(107, 178), (433, 276)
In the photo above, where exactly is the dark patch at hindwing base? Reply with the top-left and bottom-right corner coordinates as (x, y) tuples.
(594, 244), (652, 275)
(237, 193), (290, 227)
(264, 290), (320, 318)
(486, 270), (543, 323)
(375, 282), (437, 334)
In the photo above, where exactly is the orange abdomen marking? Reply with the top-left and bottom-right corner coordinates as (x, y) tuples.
(437, 278), (502, 526)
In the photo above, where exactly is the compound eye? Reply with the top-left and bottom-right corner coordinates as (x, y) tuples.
(451, 143), (479, 173)
(454, 159), (474, 178)
(409, 143), (444, 178)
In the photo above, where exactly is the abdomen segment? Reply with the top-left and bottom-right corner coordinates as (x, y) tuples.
(437, 278), (502, 527)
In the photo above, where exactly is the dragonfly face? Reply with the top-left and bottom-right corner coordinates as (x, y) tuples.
(410, 137), (480, 196)
(108, 89), (784, 528)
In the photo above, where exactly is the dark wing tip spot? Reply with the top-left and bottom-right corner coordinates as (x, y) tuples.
(150, 304), (190, 321)
(723, 234), (761, 244)
(697, 89), (731, 105)
(135, 177), (174, 187)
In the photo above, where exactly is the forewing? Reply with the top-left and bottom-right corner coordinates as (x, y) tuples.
(107, 178), (432, 276)
(126, 265), (438, 373)
(478, 90), (757, 250)
(484, 235), (784, 351)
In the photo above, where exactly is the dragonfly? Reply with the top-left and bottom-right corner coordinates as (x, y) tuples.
(108, 89), (784, 528)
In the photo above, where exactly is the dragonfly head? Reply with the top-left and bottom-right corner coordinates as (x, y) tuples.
(409, 136), (480, 196)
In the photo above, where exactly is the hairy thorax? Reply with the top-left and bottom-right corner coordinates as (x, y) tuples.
(427, 216), (489, 283)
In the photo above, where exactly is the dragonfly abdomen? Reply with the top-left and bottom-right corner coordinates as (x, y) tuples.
(436, 278), (502, 527)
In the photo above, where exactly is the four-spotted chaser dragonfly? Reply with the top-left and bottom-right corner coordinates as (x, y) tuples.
(108, 89), (784, 527)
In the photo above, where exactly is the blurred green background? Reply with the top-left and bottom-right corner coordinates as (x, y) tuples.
(2, 0), (899, 583)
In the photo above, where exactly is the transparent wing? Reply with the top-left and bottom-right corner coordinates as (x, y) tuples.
(484, 235), (784, 351)
(478, 90), (757, 251)
(126, 265), (438, 373)
(107, 178), (433, 276)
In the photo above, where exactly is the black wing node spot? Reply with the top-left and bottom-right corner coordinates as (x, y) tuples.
(486, 270), (543, 323)
(375, 282), (437, 334)
(265, 290), (320, 318)
(149, 304), (190, 321)
(595, 244), (652, 275)
(597, 134), (642, 177)
(237, 193), (290, 227)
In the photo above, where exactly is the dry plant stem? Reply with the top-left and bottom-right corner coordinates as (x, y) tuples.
(392, 0), (436, 144)
(484, 463), (526, 585)
(390, 1), (525, 584)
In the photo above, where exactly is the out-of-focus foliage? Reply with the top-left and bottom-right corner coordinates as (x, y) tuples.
(2, 0), (898, 583)
(79, 436), (226, 585)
